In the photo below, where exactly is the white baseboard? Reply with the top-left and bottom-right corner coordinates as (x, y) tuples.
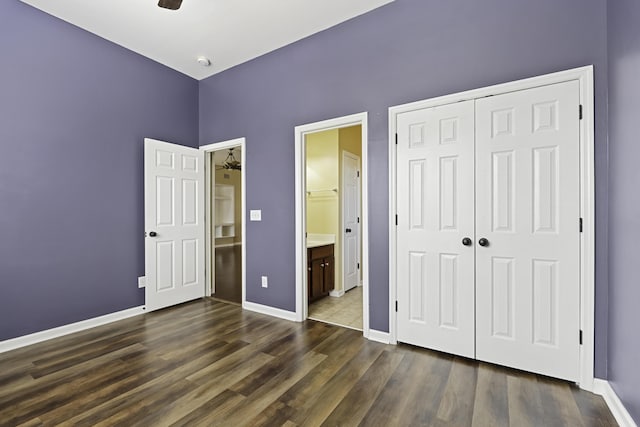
(242, 301), (298, 322)
(593, 379), (638, 427)
(366, 329), (391, 344)
(0, 306), (145, 354)
(329, 289), (345, 297)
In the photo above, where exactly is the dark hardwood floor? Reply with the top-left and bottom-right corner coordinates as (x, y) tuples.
(0, 299), (617, 426)
(212, 245), (242, 304)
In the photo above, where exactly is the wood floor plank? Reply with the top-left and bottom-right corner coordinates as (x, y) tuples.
(436, 356), (478, 426)
(537, 376), (585, 427)
(506, 371), (544, 427)
(245, 399), (297, 427)
(16, 417), (42, 427)
(2, 358), (129, 426)
(184, 335), (284, 384)
(571, 386), (619, 427)
(90, 379), (198, 427)
(145, 352), (274, 426)
(286, 341), (387, 426)
(278, 327), (364, 410)
(261, 321), (336, 359)
(471, 363), (510, 427)
(358, 348), (438, 427)
(56, 339), (250, 425)
(38, 338), (235, 425)
(403, 348), (453, 426)
(0, 343), (145, 411)
(321, 349), (404, 426)
(217, 351), (327, 427)
(168, 389), (246, 427)
(0, 299), (618, 426)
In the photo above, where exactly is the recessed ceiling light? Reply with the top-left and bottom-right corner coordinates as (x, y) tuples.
(197, 57), (211, 67)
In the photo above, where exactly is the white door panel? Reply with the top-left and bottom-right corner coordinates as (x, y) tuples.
(396, 100), (476, 358)
(475, 81), (580, 381)
(342, 152), (360, 292)
(145, 138), (205, 311)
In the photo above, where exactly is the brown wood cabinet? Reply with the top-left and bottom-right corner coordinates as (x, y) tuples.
(307, 244), (334, 303)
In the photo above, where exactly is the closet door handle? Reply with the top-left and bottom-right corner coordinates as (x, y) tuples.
(478, 238), (489, 247)
(462, 237), (472, 246)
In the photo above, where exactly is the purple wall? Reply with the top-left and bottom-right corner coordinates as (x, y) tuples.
(199, 0), (609, 377)
(0, 1), (198, 340)
(607, 0), (640, 422)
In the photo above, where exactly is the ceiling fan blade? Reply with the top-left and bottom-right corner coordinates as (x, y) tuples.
(158, 0), (183, 10)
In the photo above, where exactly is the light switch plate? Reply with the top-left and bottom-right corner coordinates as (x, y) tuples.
(261, 276), (268, 288)
(250, 210), (262, 221)
(138, 276), (146, 288)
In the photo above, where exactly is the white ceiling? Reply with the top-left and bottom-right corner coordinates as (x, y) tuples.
(20, 0), (393, 80)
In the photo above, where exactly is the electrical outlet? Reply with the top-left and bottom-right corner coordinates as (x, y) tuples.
(138, 276), (146, 288)
(261, 276), (268, 288)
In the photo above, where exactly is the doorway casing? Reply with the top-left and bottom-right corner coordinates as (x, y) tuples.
(200, 138), (246, 305)
(388, 66), (595, 390)
(294, 112), (370, 337)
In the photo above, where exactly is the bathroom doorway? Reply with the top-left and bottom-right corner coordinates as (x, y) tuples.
(303, 124), (364, 330)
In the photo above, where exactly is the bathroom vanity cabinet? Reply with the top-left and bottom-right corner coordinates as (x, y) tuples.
(307, 244), (334, 303)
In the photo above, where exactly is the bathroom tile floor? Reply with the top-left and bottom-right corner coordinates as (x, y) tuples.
(308, 285), (363, 330)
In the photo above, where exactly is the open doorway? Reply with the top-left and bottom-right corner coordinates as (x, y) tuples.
(297, 117), (367, 332)
(306, 126), (363, 329)
(202, 139), (246, 306)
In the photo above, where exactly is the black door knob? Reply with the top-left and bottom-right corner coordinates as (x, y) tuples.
(462, 237), (472, 246)
(478, 238), (489, 247)
(346, 228), (352, 233)
(149, 231), (157, 237)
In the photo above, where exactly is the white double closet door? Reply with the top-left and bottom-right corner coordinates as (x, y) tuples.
(396, 81), (581, 381)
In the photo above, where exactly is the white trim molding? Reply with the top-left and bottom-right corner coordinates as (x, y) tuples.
(593, 379), (638, 427)
(294, 112), (371, 337)
(329, 289), (345, 298)
(365, 329), (391, 344)
(243, 301), (298, 322)
(388, 66), (596, 389)
(0, 306), (145, 354)
(200, 138), (246, 303)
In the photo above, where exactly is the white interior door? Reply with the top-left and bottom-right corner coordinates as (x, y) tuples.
(144, 138), (205, 311)
(475, 81), (581, 381)
(342, 151), (360, 292)
(396, 100), (476, 358)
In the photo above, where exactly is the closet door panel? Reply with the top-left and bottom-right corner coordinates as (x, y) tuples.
(475, 81), (581, 381)
(396, 101), (476, 358)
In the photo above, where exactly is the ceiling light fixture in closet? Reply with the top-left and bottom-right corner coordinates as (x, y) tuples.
(216, 148), (241, 171)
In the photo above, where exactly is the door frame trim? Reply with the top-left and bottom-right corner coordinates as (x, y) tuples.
(294, 112), (370, 337)
(200, 138), (246, 306)
(388, 66), (595, 390)
(341, 150), (362, 293)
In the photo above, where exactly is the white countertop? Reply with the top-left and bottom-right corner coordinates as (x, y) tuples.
(307, 233), (335, 248)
